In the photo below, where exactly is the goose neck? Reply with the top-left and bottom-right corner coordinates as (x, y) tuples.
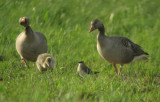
(25, 26), (33, 35)
(98, 26), (105, 36)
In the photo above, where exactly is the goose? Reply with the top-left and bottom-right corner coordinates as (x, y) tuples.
(16, 17), (48, 67)
(77, 61), (99, 77)
(89, 19), (149, 75)
(36, 53), (55, 71)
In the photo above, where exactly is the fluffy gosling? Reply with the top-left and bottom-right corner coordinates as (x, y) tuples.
(36, 53), (55, 72)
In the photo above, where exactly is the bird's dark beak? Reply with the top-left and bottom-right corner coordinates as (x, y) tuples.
(89, 25), (95, 32)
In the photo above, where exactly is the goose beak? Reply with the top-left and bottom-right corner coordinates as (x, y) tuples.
(89, 25), (95, 32)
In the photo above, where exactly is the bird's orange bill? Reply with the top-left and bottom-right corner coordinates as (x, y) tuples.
(21, 18), (26, 23)
(89, 25), (95, 32)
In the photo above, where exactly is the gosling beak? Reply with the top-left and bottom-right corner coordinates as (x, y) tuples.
(89, 25), (95, 32)
(46, 63), (50, 68)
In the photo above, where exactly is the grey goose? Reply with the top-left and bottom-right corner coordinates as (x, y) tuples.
(16, 17), (48, 67)
(89, 19), (149, 75)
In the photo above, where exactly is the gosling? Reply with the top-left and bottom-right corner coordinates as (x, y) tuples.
(36, 53), (55, 72)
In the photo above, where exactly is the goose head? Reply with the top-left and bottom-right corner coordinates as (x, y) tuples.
(19, 17), (30, 27)
(89, 19), (103, 32)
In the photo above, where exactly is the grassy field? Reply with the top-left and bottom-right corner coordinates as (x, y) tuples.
(0, 0), (160, 101)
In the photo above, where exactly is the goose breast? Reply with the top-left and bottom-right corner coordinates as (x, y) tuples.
(16, 32), (47, 61)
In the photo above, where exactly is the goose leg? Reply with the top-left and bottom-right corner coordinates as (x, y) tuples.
(113, 64), (118, 75)
(118, 65), (123, 75)
(22, 58), (28, 68)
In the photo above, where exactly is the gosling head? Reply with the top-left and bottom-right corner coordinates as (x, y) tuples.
(42, 57), (52, 69)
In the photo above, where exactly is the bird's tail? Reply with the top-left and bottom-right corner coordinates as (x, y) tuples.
(143, 52), (149, 61)
(144, 51), (149, 55)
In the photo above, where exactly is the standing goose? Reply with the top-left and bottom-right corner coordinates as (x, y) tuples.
(16, 17), (48, 67)
(89, 19), (149, 75)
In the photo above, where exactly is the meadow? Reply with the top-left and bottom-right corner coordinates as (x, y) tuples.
(0, 0), (160, 101)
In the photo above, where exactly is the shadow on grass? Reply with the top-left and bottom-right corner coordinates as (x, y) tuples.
(0, 77), (3, 81)
(79, 92), (96, 101)
(0, 55), (5, 61)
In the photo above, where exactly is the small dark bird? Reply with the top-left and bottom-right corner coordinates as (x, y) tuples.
(77, 61), (99, 77)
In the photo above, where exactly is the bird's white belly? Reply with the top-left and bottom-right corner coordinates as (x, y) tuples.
(77, 66), (88, 77)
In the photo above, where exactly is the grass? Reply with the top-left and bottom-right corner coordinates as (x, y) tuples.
(0, 0), (160, 101)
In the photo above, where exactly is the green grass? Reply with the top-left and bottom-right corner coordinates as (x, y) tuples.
(0, 0), (160, 101)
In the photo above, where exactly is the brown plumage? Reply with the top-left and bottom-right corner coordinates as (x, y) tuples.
(16, 17), (48, 67)
(89, 19), (149, 75)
